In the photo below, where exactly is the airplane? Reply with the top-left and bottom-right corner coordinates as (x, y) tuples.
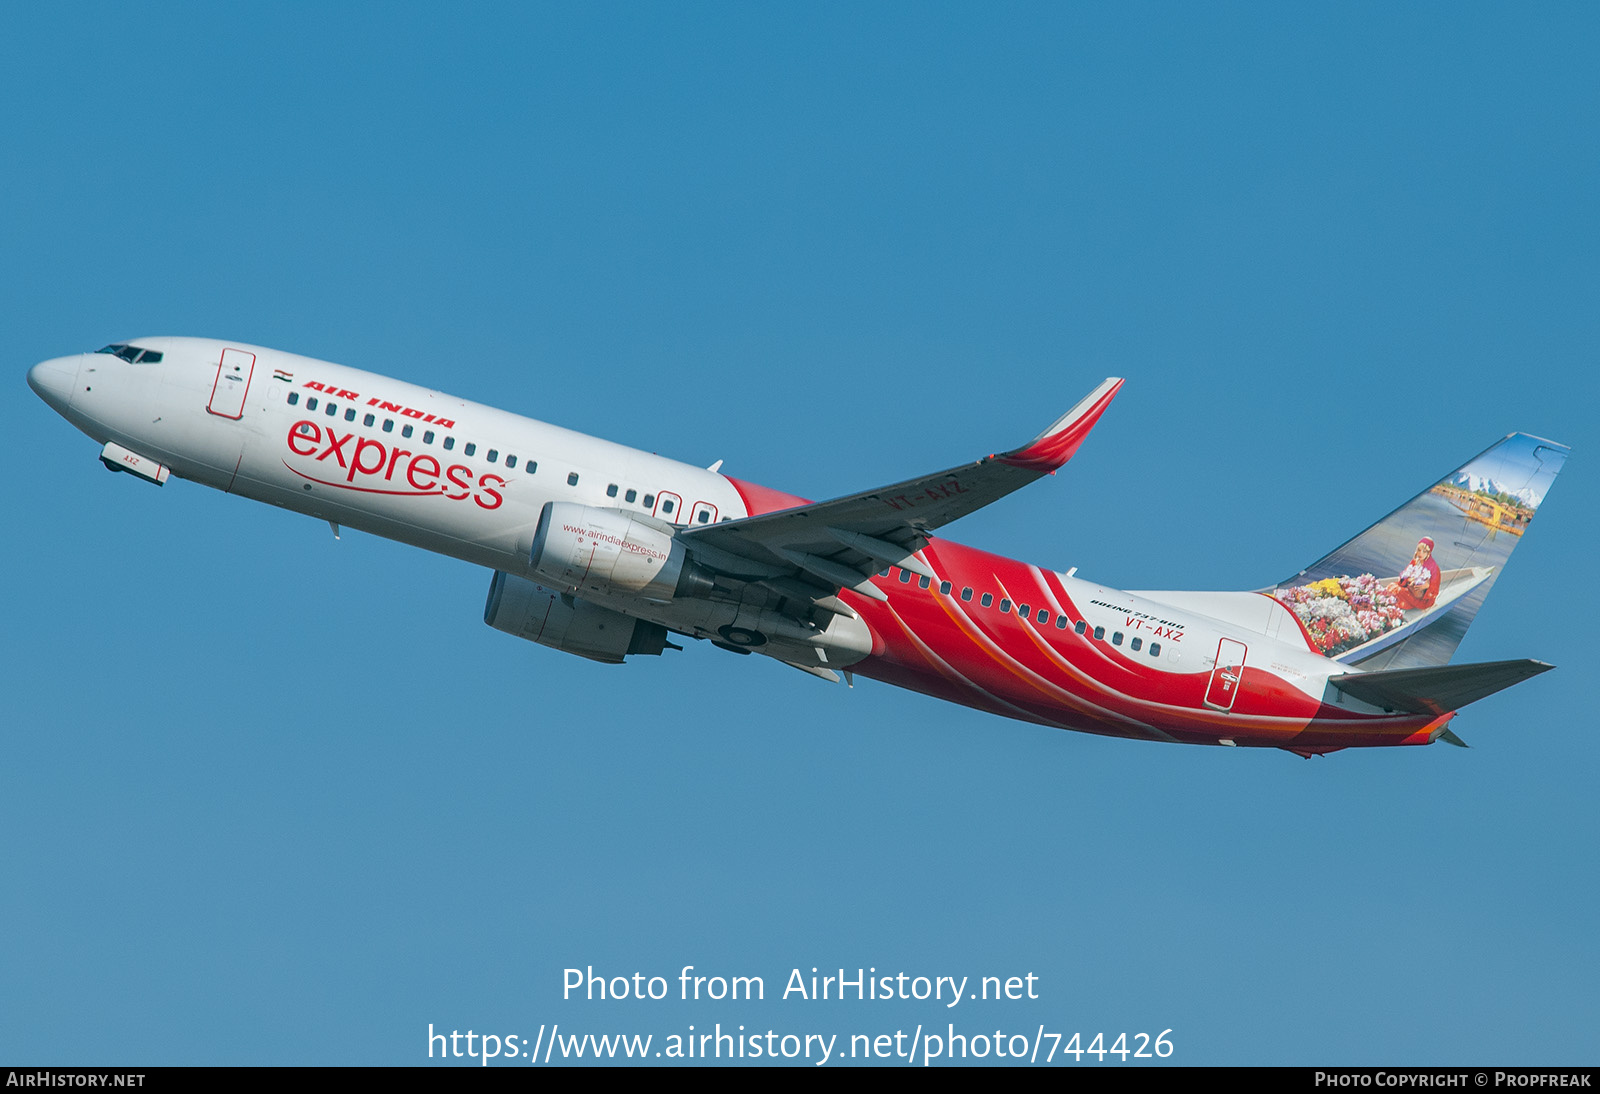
(26, 337), (1569, 757)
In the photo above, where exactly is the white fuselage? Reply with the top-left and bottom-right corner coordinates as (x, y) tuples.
(33, 336), (880, 667)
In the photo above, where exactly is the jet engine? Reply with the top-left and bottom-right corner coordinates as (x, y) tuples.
(484, 571), (674, 663)
(528, 502), (715, 602)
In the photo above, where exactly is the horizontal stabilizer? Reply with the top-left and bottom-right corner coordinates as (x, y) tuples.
(1329, 659), (1553, 716)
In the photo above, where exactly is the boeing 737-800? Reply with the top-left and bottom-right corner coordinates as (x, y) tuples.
(27, 338), (1568, 756)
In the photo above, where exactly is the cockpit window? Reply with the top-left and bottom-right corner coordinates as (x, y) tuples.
(95, 344), (162, 364)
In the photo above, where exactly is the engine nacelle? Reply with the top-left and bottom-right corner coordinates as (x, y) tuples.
(529, 502), (714, 602)
(484, 571), (671, 664)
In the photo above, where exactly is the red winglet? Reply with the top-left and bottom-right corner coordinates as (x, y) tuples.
(997, 378), (1124, 472)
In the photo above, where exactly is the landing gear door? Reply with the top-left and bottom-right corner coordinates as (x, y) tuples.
(1204, 638), (1248, 711)
(208, 348), (256, 419)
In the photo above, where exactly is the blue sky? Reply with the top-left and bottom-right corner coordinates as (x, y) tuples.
(4, 3), (1597, 1065)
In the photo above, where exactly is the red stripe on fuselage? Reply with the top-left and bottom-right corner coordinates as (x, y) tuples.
(718, 459), (1435, 750)
(838, 535), (1437, 749)
(721, 475), (811, 517)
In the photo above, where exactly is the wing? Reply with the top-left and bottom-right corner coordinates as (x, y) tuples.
(684, 378), (1122, 612)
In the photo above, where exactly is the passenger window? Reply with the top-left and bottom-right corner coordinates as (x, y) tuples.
(296, 423), (314, 436)
(526, 461), (537, 474)
(1037, 609), (1049, 624)
(464, 442), (476, 456)
(443, 437), (455, 450)
(325, 402), (337, 416)
(1093, 625), (1105, 640)
(940, 581), (952, 595)
(486, 448), (496, 462)
(1018, 603), (1030, 617)
(606, 484), (618, 497)
(961, 587), (973, 601)
(423, 430), (434, 443)
(1112, 631), (1123, 646)
(1150, 643), (1161, 657)
(698, 511), (711, 524)
(383, 419), (394, 433)
(506, 456), (517, 469)
(403, 425), (414, 439)
(625, 488), (637, 503)
(306, 397), (318, 411)
(918, 575), (930, 589)
(1056, 615), (1068, 629)
(287, 392), (299, 406)
(364, 413), (376, 427)
(1131, 637), (1143, 651)
(999, 599), (1012, 613)
(1074, 620), (1087, 635)
(660, 498), (673, 513)
(879, 569), (890, 578)
(569, 472), (580, 487)
(899, 570), (912, 583)
(981, 593), (993, 607)
(345, 408), (356, 421)
(643, 494), (654, 508)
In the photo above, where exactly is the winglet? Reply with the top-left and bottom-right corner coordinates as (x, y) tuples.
(998, 378), (1124, 472)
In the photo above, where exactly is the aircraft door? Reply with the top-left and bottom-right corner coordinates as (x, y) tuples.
(207, 348), (256, 419)
(1204, 638), (1248, 711)
(654, 491), (683, 523)
(690, 501), (718, 526)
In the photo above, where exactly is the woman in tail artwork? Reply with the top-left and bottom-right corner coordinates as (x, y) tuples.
(1390, 537), (1442, 610)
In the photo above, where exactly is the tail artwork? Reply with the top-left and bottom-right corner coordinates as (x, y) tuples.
(1270, 433), (1569, 670)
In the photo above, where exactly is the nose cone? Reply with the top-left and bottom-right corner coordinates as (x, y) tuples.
(27, 355), (79, 413)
